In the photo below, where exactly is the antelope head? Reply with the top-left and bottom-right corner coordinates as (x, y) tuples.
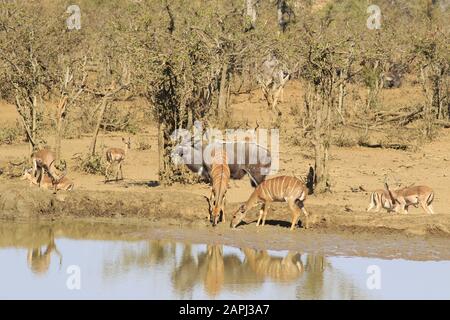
(122, 137), (131, 150)
(230, 203), (247, 228)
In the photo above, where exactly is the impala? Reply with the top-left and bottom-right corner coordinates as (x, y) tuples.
(22, 168), (74, 191)
(105, 137), (131, 182)
(385, 184), (435, 215)
(31, 148), (66, 190)
(367, 189), (395, 212)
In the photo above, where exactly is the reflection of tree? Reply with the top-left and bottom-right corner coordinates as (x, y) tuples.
(296, 255), (371, 300)
(297, 255), (327, 299)
(103, 240), (176, 276)
(171, 244), (197, 299)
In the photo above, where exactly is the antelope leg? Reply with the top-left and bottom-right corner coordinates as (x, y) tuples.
(261, 204), (269, 226)
(256, 205), (264, 226)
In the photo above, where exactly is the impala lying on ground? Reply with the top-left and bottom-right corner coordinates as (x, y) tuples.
(368, 185), (435, 214)
(31, 148), (66, 189)
(208, 148), (230, 226)
(105, 137), (131, 182)
(22, 169), (74, 191)
(230, 175), (309, 230)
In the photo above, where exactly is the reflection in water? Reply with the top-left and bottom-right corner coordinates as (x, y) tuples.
(27, 231), (62, 275)
(170, 245), (306, 298)
(2, 221), (450, 299)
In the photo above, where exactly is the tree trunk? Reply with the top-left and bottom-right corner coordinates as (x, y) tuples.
(90, 99), (108, 156)
(313, 93), (331, 194)
(187, 107), (193, 130)
(277, 0), (287, 31)
(337, 82), (346, 124)
(31, 95), (37, 154)
(158, 121), (165, 180)
(432, 76), (441, 119)
(245, 0), (257, 27)
(55, 117), (62, 161)
(217, 61), (230, 116)
(55, 96), (68, 161)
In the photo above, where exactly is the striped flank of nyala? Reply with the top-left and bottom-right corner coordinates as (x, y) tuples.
(230, 175), (309, 230)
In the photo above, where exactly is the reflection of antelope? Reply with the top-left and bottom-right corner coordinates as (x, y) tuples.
(172, 244), (260, 298)
(105, 137), (131, 182)
(27, 235), (62, 275)
(31, 148), (66, 190)
(22, 168), (74, 191)
(231, 176), (310, 230)
(385, 183), (435, 215)
(243, 248), (304, 282)
(207, 148), (230, 226)
(203, 245), (225, 297)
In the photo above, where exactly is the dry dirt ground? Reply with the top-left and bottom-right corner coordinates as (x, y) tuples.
(1, 81), (450, 259)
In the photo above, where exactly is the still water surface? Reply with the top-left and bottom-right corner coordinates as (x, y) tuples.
(1, 221), (450, 299)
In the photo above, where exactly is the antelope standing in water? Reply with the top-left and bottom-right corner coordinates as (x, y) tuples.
(208, 148), (230, 226)
(105, 137), (131, 182)
(22, 168), (74, 191)
(31, 148), (66, 190)
(231, 176), (309, 230)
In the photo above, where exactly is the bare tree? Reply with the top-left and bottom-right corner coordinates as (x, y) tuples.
(54, 58), (88, 160)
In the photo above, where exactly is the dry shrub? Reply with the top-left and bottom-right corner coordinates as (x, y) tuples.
(0, 123), (22, 145)
(101, 104), (140, 134)
(334, 131), (357, 147)
(2, 158), (29, 179)
(73, 153), (107, 175)
(136, 136), (152, 151)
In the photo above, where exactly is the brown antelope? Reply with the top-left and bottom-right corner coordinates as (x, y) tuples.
(367, 189), (395, 212)
(385, 184), (435, 215)
(105, 137), (131, 182)
(230, 175), (309, 230)
(31, 148), (66, 189)
(208, 148), (230, 226)
(27, 235), (62, 275)
(22, 168), (74, 191)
